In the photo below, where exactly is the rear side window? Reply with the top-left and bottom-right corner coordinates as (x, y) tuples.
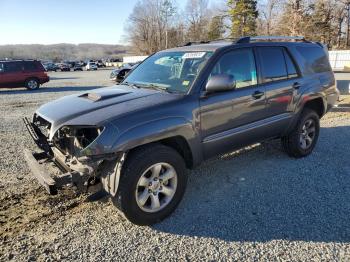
(283, 50), (299, 79)
(0, 63), (3, 73)
(23, 61), (38, 71)
(296, 46), (331, 73)
(258, 47), (289, 83)
(4, 62), (22, 73)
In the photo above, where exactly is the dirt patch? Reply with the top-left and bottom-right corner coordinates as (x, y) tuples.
(0, 187), (85, 240)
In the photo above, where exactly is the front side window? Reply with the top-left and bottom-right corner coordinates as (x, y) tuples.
(4, 62), (22, 73)
(124, 51), (213, 93)
(209, 48), (257, 89)
(258, 47), (288, 83)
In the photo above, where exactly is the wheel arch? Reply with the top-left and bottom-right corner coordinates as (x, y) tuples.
(25, 76), (40, 83)
(302, 97), (325, 118)
(126, 136), (194, 169)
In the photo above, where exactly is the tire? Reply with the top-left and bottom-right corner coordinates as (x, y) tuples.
(282, 108), (320, 158)
(25, 78), (39, 90)
(112, 144), (187, 225)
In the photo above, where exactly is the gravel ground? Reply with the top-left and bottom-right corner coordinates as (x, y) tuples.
(0, 70), (349, 261)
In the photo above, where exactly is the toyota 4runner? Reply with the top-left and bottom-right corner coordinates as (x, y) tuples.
(24, 36), (339, 225)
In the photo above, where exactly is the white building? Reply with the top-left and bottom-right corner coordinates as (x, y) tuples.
(123, 56), (148, 64)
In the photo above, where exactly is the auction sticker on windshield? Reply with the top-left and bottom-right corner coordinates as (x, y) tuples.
(182, 52), (206, 59)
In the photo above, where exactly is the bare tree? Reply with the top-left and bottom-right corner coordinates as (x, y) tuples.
(185, 0), (210, 41)
(126, 0), (178, 54)
(258, 0), (282, 35)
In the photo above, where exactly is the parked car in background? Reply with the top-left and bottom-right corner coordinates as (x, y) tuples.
(110, 68), (131, 82)
(86, 62), (98, 71)
(58, 63), (71, 71)
(0, 60), (49, 90)
(96, 60), (105, 68)
(110, 63), (139, 82)
(43, 63), (59, 72)
(73, 63), (83, 71)
(66, 61), (76, 68)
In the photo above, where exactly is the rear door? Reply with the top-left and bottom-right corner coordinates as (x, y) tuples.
(256, 47), (300, 134)
(200, 48), (268, 159)
(22, 61), (40, 80)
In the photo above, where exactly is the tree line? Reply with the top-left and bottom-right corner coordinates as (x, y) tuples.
(0, 43), (129, 61)
(125, 0), (350, 54)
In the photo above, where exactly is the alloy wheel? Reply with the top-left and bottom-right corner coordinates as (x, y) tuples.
(27, 80), (38, 89)
(135, 162), (178, 213)
(299, 119), (316, 149)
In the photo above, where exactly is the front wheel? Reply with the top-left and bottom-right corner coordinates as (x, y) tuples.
(282, 108), (320, 158)
(112, 144), (187, 225)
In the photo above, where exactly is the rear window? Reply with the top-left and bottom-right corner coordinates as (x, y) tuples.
(257, 47), (288, 83)
(296, 46), (331, 73)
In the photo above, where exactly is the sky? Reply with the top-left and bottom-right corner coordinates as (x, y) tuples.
(0, 0), (212, 45)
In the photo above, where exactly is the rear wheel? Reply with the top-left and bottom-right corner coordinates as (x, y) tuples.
(282, 108), (320, 158)
(25, 78), (39, 90)
(112, 144), (187, 225)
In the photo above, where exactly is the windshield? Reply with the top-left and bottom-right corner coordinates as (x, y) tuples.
(124, 51), (213, 93)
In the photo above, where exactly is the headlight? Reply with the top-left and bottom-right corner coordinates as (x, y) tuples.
(53, 126), (104, 156)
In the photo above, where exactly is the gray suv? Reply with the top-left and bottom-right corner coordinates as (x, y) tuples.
(24, 36), (339, 225)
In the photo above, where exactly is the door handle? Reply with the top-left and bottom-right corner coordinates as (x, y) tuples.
(252, 90), (264, 99)
(293, 82), (301, 89)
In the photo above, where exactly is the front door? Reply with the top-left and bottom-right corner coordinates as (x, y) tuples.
(199, 48), (267, 159)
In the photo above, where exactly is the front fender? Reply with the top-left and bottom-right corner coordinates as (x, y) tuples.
(112, 117), (199, 153)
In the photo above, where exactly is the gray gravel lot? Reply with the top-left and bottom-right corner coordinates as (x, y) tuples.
(0, 70), (349, 261)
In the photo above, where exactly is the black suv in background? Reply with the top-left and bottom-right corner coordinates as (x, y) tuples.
(0, 60), (49, 90)
(24, 36), (339, 225)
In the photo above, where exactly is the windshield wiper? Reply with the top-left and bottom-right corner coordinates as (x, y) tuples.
(123, 82), (180, 94)
(121, 81), (141, 89)
(144, 84), (168, 92)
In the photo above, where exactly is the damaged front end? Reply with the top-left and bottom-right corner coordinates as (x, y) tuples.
(23, 114), (121, 195)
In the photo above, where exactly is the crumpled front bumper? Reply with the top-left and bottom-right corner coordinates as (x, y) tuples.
(22, 117), (94, 195)
(23, 149), (71, 195)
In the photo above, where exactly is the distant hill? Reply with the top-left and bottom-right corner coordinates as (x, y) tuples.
(0, 43), (131, 62)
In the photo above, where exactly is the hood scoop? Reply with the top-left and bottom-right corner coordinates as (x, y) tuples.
(79, 89), (131, 102)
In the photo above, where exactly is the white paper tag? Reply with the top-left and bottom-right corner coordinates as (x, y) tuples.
(182, 52), (206, 59)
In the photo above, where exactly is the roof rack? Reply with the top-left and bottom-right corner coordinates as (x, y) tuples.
(180, 38), (241, 47)
(181, 40), (210, 46)
(236, 36), (307, 44)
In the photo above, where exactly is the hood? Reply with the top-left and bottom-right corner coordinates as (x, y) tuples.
(36, 85), (180, 138)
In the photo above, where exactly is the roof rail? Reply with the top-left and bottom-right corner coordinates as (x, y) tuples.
(181, 40), (210, 47)
(236, 36), (307, 44)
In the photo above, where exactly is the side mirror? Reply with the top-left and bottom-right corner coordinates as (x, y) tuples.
(205, 74), (236, 94)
